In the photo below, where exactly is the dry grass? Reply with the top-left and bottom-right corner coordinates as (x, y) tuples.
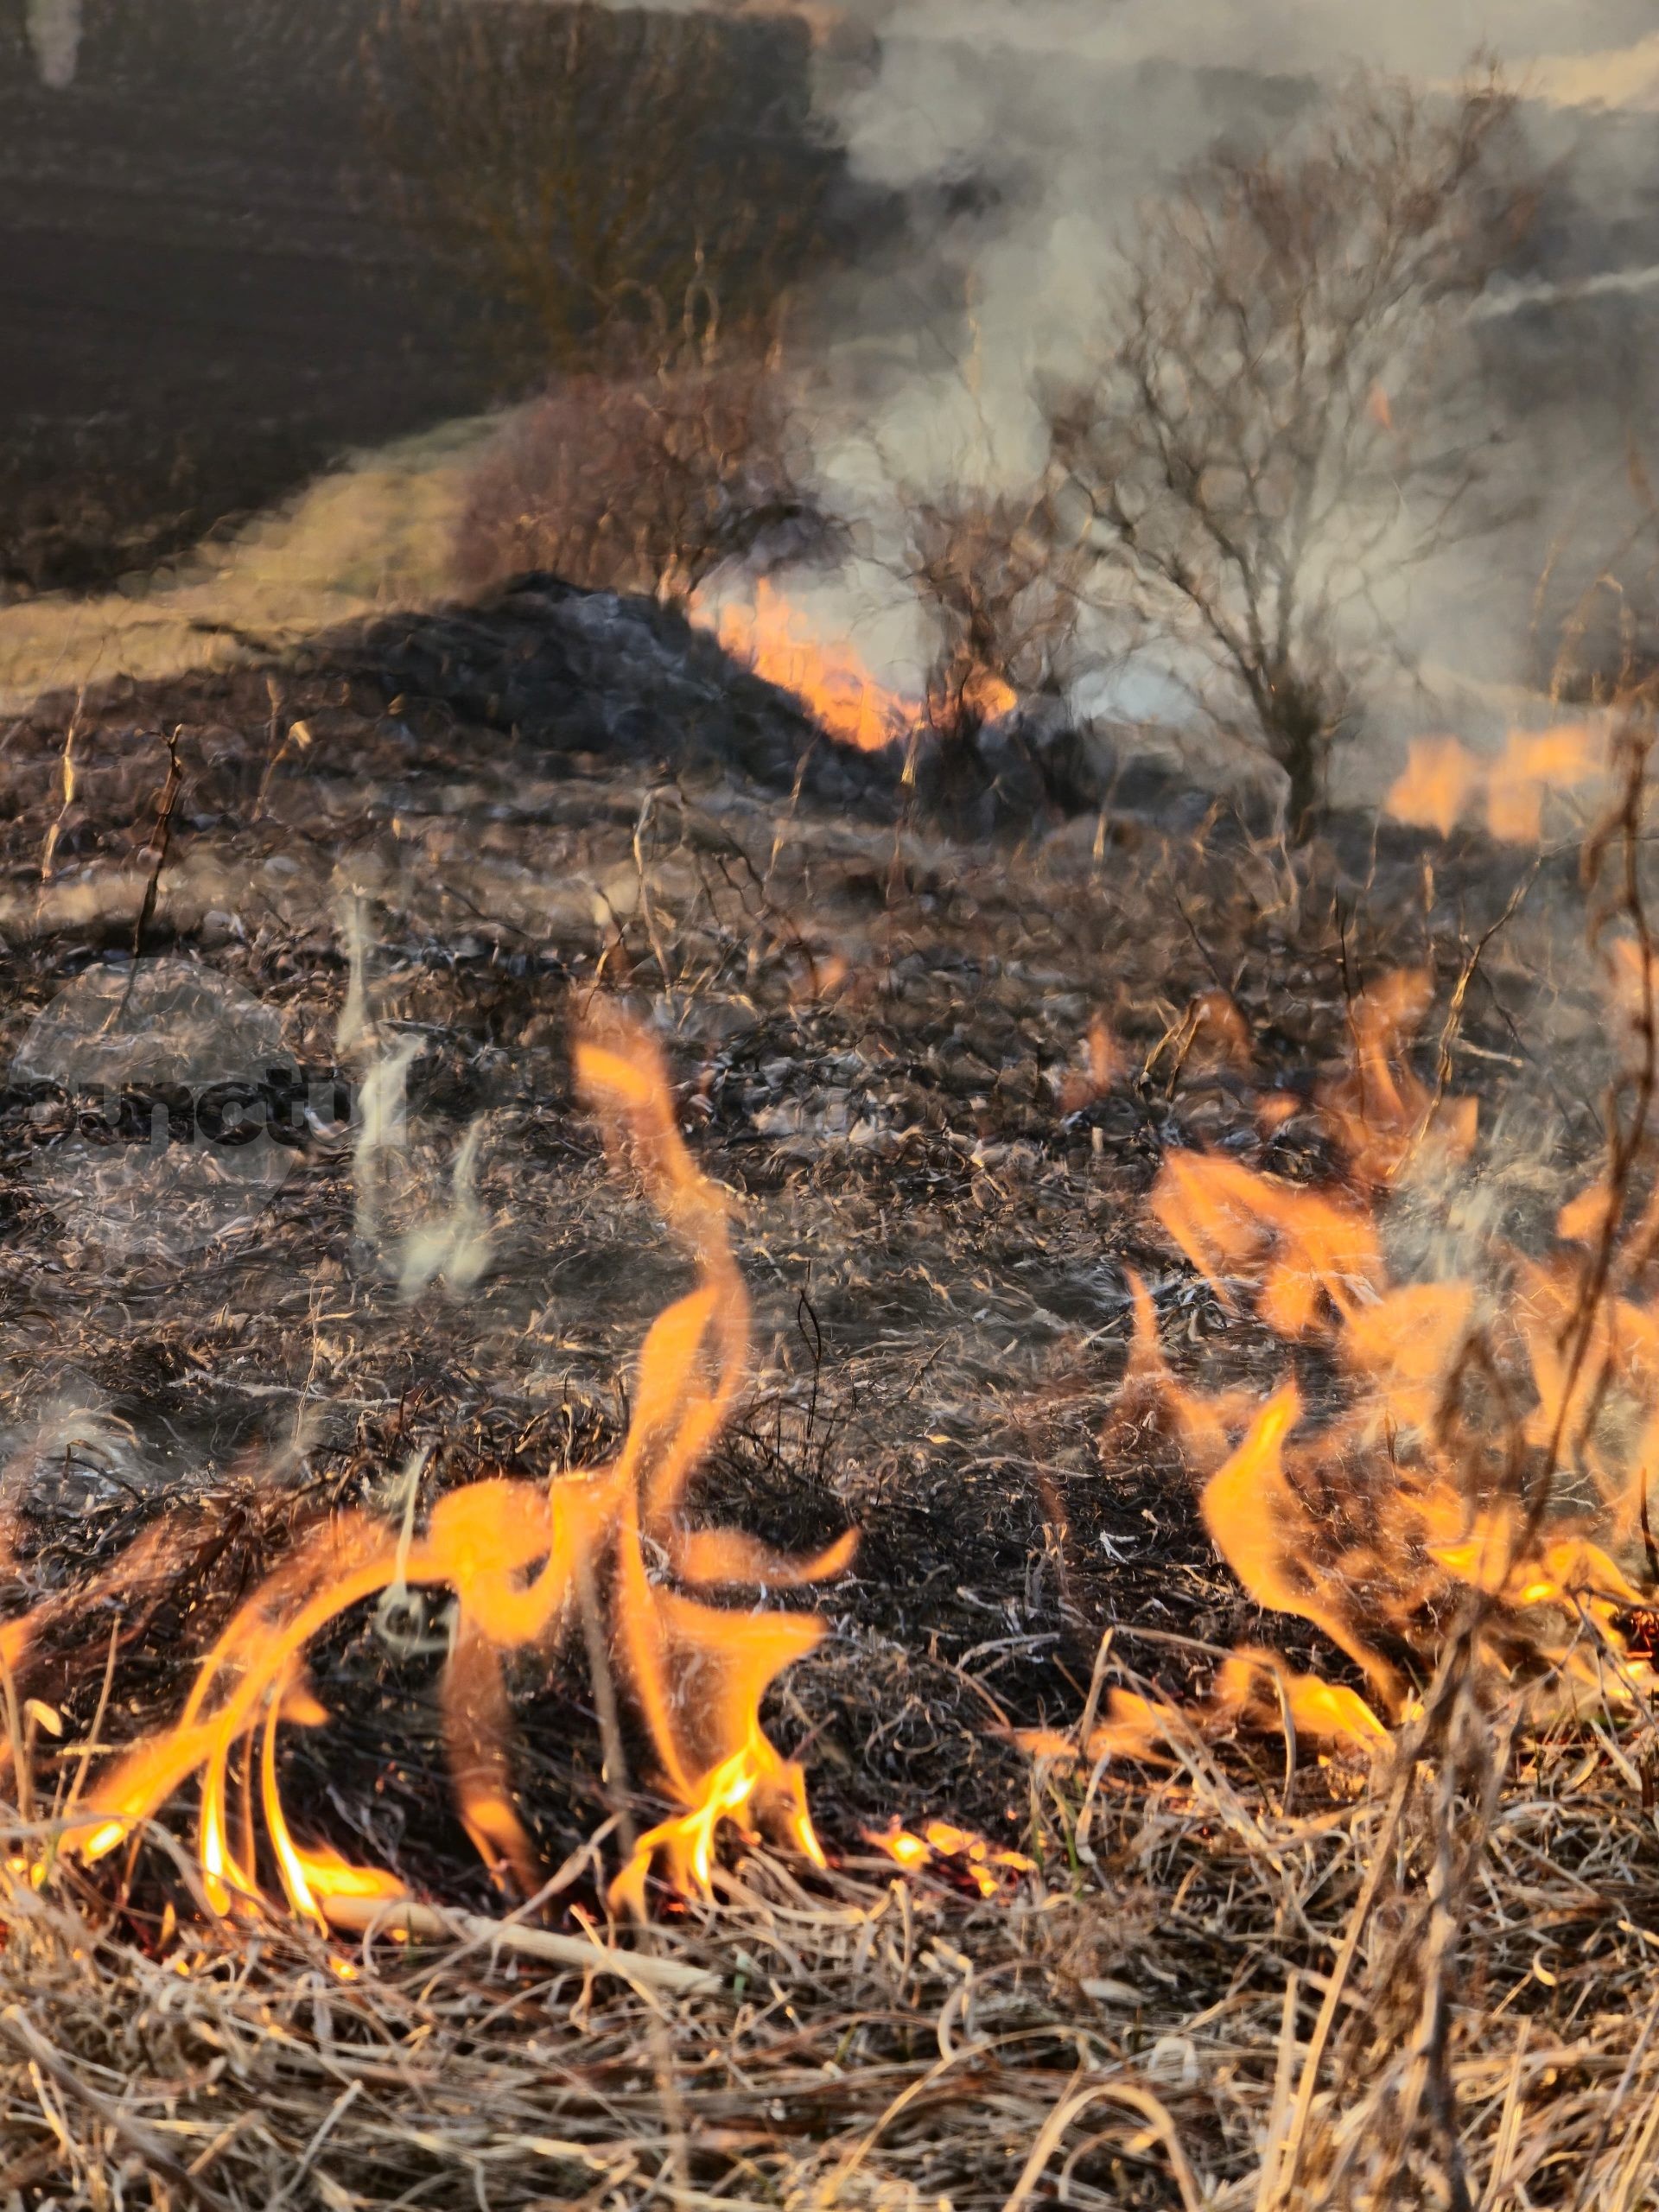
(3, 1726), (1659, 2209)
(0, 419), (494, 718)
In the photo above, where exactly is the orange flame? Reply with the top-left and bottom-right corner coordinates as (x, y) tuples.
(696, 579), (1017, 751)
(1316, 969), (1478, 1189)
(1058, 1012), (1123, 1115)
(1341, 1281), (1475, 1435)
(1386, 736), (1480, 837)
(46, 1019), (855, 1926)
(957, 664), (1019, 725)
(1386, 726), (1606, 844)
(1018, 1658), (1387, 1770)
(1198, 1383), (1402, 1703)
(702, 580), (915, 752)
(1212, 1650), (1389, 1750)
(1029, 965), (1659, 1777)
(1486, 724), (1604, 843)
(1151, 1152), (1382, 1337)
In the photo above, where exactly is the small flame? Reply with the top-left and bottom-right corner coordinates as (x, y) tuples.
(1316, 969), (1478, 1189)
(1058, 1012), (1122, 1114)
(957, 664), (1019, 724)
(1152, 1152), (1382, 1337)
(41, 1019), (855, 1924)
(863, 1817), (1033, 1897)
(1386, 736), (1480, 836)
(1019, 1658), (1387, 1770)
(1211, 1650), (1390, 1750)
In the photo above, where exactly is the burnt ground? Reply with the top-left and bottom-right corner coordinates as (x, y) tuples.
(0, 0), (490, 599)
(0, 579), (1652, 2209)
(0, 0), (874, 602)
(0, 574), (1610, 1894)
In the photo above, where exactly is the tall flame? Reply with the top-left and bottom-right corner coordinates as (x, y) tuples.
(34, 1019), (855, 1926)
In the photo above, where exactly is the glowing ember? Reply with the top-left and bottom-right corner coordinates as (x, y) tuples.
(863, 1818), (1033, 1897)
(26, 1019), (855, 1925)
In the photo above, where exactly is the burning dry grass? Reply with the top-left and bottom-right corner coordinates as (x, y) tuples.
(1, 626), (1659, 2202)
(3, 1725), (1659, 2208)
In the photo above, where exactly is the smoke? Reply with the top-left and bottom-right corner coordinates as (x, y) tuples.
(334, 892), (372, 1058)
(814, 0), (1654, 76)
(26, 0), (82, 89)
(1476, 262), (1659, 321)
(784, 0), (1659, 726)
(812, 0), (1657, 415)
(397, 1118), (494, 1299)
(0, 1396), (155, 1513)
(353, 1037), (420, 1245)
(572, 0), (1659, 734)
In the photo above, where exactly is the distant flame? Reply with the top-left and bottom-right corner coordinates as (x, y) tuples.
(1386, 736), (1478, 838)
(696, 578), (1017, 751)
(1387, 724), (1606, 844)
(24, 1019), (855, 1926)
(701, 579), (914, 752)
(956, 664), (1019, 725)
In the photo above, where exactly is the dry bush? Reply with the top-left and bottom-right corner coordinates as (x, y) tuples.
(454, 352), (817, 604)
(905, 486), (1089, 733)
(890, 484), (1122, 823)
(366, 0), (841, 378)
(1046, 68), (1537, 839)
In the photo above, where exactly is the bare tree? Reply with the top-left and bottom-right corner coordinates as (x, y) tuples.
(1046, 70), (1535, 837)
(367, 0), (841, 378)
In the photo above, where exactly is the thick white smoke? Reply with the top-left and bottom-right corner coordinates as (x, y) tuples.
(615, 0), (1659, 771)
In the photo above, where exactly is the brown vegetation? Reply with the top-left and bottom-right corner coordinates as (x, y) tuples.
(366, 0), (841, 378)
(454, 352), (815, 603)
